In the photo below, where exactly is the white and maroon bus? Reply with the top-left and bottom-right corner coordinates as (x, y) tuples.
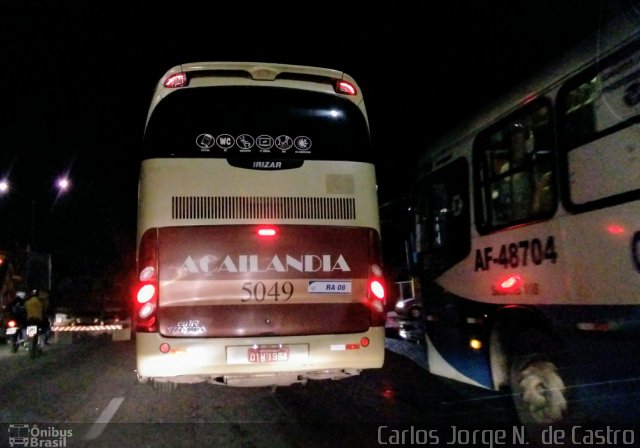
(134, 62), (386, 389)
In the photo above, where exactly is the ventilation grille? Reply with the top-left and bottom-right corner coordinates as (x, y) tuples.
(172, 196), (356, 220)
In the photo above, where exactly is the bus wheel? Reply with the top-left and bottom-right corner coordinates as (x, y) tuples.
(508, 331), (569, 434)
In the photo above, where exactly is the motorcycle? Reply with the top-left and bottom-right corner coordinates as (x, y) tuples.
(5, 319), (26, 353)
(5, 319), (42, 358)
(25, 322), (42, 359)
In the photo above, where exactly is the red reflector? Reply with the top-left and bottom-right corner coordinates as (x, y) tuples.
(159, 343), (171, 353)
(164, 72), (188, 88)
(335, 80), (357, 95)
(360, 337), (370, 347)
(257, 227), (277, 237)
(607, 224), (625, 234)
(346, 343), (360, 350)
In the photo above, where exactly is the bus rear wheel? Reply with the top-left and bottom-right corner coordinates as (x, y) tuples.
(510, 357), (567, 424)
(508, 331), (570, 436)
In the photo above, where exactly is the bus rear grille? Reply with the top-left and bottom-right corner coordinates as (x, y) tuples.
(172, 196), (356, 220)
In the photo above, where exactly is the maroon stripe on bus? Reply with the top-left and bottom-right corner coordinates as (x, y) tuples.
(157, 303), (372, 337)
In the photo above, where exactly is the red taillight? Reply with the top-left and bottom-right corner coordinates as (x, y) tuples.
(496, 275), (522, 293)
(370, 280), (385, 301)
(137, 284), (156, 304)
(335, 80), (357, 96)
(257, 226), (277, 237)
(7, 320), (16, 328)
(367, 230), (387, 326)
(135, 229), (159, 332)
(164, 72), (189, 88)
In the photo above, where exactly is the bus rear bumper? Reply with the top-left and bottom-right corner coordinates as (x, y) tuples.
(135, 327), (385, 387)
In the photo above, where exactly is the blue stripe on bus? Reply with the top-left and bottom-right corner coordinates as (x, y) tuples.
(424, 292), (640, 392)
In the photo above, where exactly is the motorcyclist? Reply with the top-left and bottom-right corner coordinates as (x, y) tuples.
(9, 292), (27, 326)
(6, 292), (26, 348)
(24, 288), (45, 334)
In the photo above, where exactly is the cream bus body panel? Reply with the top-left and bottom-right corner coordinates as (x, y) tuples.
(137, 159), (379, 237)
(136, 327), (385, 382)
(146, 62), (367, 131)
(438, 203), (640, 306)
(560, 203), (640, 305)
(438, 219), (571, 305)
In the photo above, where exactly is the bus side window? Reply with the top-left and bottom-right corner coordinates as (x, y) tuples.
(562, 79), (598, 147)
(475, 100), (556, 232)
(532, 170), (553, 215)
(413, 158), (470, 276)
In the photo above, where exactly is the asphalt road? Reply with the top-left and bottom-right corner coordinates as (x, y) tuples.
(0, 328), (525, 448)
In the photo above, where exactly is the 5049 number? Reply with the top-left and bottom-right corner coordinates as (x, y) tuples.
(241, 281), (294, 302)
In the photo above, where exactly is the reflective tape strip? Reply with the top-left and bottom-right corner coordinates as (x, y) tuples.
(51, 325), (124, 332)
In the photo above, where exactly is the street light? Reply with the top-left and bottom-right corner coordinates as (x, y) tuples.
(0, 174), (72, 250)
(55, 176), (71, 193)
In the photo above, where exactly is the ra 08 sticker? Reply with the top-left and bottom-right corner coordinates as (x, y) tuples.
(308, 280), (352, 294)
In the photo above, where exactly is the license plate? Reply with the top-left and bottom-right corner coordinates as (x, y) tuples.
(6, 328), (17, 335)
(26, 325), (38, 337)
(248, 345), (289, 363)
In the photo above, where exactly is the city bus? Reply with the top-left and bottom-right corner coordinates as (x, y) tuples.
(133, 62), (386, 389)
(407, 5), (640, 430)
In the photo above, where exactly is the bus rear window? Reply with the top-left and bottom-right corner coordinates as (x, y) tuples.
(143, 86), (372, 163)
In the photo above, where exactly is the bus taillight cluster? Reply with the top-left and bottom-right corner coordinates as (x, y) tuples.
(134, 229), (159, 332)
(368, 229), (387, 324)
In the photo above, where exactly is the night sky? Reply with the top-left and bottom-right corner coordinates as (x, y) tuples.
(1, 1), (633, 298)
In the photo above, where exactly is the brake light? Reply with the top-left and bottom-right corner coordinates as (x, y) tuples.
(137, 284), (156, 304)
(335, 80), (357, 96)
(257, 226), (277, 237)
(164, 72), (189, 88)
(7, 320), (16, 328)
(370, 280), (385, 301)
